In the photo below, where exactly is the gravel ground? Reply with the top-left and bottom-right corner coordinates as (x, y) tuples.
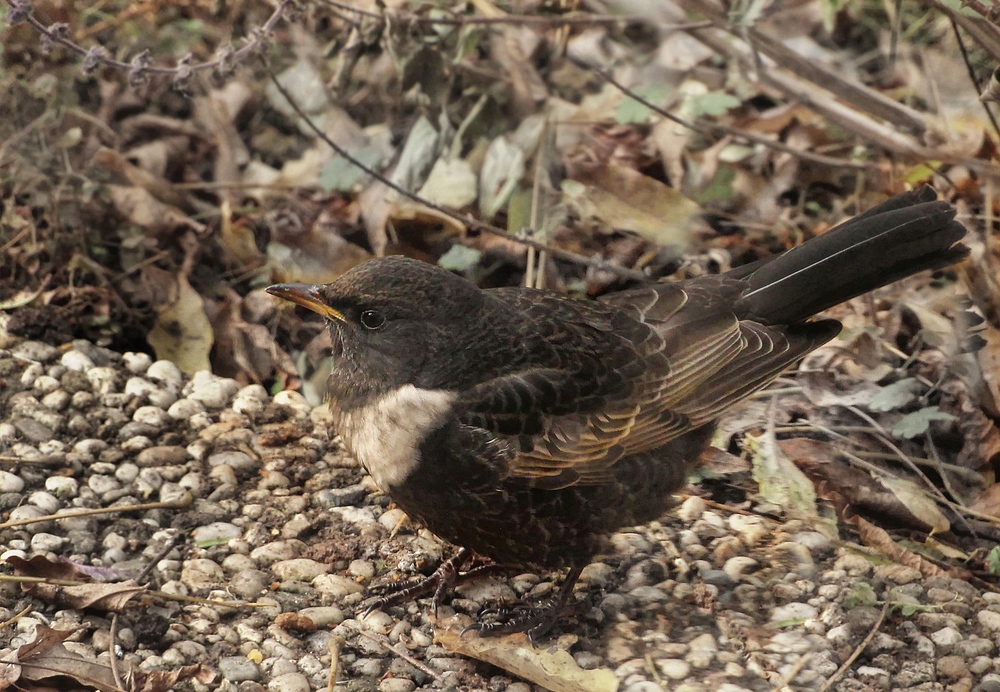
(1, 338), (999, 692)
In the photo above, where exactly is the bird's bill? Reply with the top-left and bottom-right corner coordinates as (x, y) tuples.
(265, 283), (345, 322)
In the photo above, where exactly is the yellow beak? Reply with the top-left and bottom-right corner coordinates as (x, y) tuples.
(265, 283), (345, 322)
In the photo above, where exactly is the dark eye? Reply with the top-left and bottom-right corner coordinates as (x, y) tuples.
(360, 309), (385, 330)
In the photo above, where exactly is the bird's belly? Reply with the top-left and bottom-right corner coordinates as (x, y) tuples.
(388, 443), (699, 569)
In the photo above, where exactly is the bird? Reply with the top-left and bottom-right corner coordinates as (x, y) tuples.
(266, 186), (968, 638)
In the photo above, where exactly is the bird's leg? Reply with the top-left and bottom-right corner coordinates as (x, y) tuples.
(464, 564), (585, 644)
(365, 548), (515, 616)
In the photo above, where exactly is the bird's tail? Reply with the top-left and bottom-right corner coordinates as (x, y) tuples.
(735, 187), (969, 325)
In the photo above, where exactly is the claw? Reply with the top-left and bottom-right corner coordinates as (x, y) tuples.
(461, 564), (584, 644)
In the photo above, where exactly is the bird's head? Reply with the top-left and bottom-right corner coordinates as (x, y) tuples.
(267, 256), (490, 401)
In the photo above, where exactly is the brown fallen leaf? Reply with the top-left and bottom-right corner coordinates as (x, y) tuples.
(435, 616), (618, 692)
(211, 288), (301, 387)
(106, 184), (208, 238)
(0, 624), (77, 686)
(1, 625), (213, 692)
(779, 438), (950, 533)
(565, 163), (702, 247)
(147, 272), (214, 375)
(6, 554), (146, 611)
(134, 663), (216, 692)
(847, 515), (967, 579)
(25, 580), (146, 612)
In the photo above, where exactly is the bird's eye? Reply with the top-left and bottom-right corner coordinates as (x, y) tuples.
(360, 309), (385, 330)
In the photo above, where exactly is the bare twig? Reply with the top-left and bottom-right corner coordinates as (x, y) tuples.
(108, 613), (126, 692)
(3, 0), (293, 85)
(590, 66), (871, 171)
(0, 497), (193, 530)
(341, 620), (444, 683)
(818, 601), (890, 692)
(318, 0), (708, 28)
(262, 62), (649, 281)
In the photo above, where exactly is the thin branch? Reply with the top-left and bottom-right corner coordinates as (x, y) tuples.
(818, 601), (890, 692)
(3, 0), (293, 84)
(589, 65), (872, 171)
(318, 0), (708, 28)
(262, 61), (650, 281)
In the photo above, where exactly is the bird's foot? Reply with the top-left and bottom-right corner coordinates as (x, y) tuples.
(462, 564), (585, 645)
(365, 548), (512, 617)
(463, 600), (563, 645)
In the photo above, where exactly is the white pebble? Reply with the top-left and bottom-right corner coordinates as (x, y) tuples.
(0, 470), (26, 493)
(88, 475), (121, 495)
(86, 367), (118, 394)
(45, 476), (78, 498)
(27, 491), (60, 514)
(271, 558), (329, 581)
(167, 398), (205, 421)
(60, 351), (94, 372)
(272, 390), (311, 417)
(41, 390), (70, 411)
(120, 436), (152, 453)
(122, 352), (153, 374)
(115, 463), (140, 483)
(30, 532), (65, 552)
(133, 405), (170, 427)
(181, 558), (225, 589)
(186, 371), (240, 409)
(33, 375), (61, 394)
(147, 360), (183, 392)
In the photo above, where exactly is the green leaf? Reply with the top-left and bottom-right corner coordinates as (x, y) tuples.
(615, 84), (672, 124)
(844, 582), (878, 609)
(319, 145), (386, 192)
(936, 0), (982, 17)
(892, 406), (956, 439)
(437, 245), (481, 272)
(691, 165), (736, 205)
(986, 546), (1000, 576)
(869, 378), (920, 412)
(684, 91), (741, 118)
(904, 161), (941, 185)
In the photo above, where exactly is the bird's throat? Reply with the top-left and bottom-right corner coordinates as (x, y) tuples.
(333, 385), (457, 492)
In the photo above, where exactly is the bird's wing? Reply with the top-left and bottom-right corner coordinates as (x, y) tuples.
(457, 283), (836, 489)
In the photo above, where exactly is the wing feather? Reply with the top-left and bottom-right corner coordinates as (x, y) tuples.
(459, 280), (837, 489)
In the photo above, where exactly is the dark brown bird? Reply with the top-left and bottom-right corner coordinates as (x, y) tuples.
(267, 187), (968, 636)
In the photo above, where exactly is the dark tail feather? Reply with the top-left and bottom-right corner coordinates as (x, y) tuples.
(736, 187), (969, 325)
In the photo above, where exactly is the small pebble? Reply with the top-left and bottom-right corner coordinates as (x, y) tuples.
(271, 558), (329, 582)
(218, 655), (260, 682)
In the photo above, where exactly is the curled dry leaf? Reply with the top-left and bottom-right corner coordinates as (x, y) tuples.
(847, 515), (966, 580)
(435, 617), (618, 692)
(106, 184), (208, 238)
(24, 579), (146, 611)
(94, 147), (192, 211)
(778, 438), (950, 533)
(6, 553), (123, 582)
(745, 431), (818, 519)
(211, 288), (301, 387)
(0, 624), (213, 692)
(0, 625), (79, 687)
(6, 553), (147, 611)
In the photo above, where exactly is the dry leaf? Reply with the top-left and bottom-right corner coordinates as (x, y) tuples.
(847, 515), (966, 579)
(746, 432), (818, 518)
(0, 625), (213, 692)
(106, 184), (208, 237)
(26, 580), (146, 611)
(435, 617), (618, 692)
(147, 273), (214, 375)
(564, 164), (701, 246)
